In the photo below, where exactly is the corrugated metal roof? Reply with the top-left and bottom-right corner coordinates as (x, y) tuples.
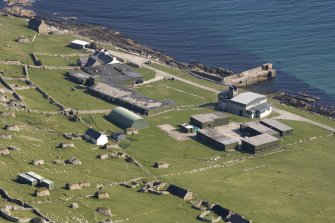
(26, 171), (44, 181)
(230, 92), (266, 105)
(109, 107), (148, 129)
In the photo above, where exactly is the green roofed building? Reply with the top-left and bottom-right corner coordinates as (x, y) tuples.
(109, 107), (148, 130)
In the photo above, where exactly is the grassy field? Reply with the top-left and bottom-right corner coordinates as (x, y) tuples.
(38, 55), (78, 67)
(0, 14), (35, 64)
(162, 135), (335, 223)
(134, 79), (217, 106)
(18, 88), (60, 112)
(134, 67), (156, 81)
(0, 64), (26, 78)
(28, 68), (115, 110)
(33, 34), (88, 55)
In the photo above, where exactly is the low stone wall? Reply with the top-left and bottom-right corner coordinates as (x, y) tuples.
(35, 86), (65, 110)
(0, 188), (50, 222)
(30, 53), (42, 66)
(0, 61), (21, 66)
(23, 65), (29, 79)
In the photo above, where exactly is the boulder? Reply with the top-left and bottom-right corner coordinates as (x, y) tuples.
(78, 181), (90, 188)
(0, 149), (10, 156)
(60, 142), (75, 148)
(153, 161), (170, 169)
(31, 159), (44, 166)
(95, 191), (110, 200)
(96, 207), (112, 216)
(65, 157), (81, 165)
(35, 187), (50, 197)
(65, 183), (81, 190)
(4, 125), (20, 132)
(124, 128), (139, 135)
(7, 146), (20, 151)
(53, 159), (64, 165)
(97, 153), (109, 160)
(69, 203), (79, 209)
(0, 95), (8, 103)
(0, 134), (12, 139)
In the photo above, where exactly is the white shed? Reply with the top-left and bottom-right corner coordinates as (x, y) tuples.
(70, 39), (90, 50)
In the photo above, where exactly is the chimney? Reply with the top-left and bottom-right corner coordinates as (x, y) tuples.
(228, 86), (238, 99)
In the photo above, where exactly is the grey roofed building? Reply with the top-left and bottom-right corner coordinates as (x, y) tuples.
(240, 121), (280, 138)
(230, 92), (267, 106)
(26, 171), (45, 184)
(83, 64), (143, 85)
(167, 184), (193, 200)
(89, 83), (176, 116)
(190, 112), (229, 129)
(109, 107), (148, 130)
(81, 50), (121, 67)
(241, 133), (280, 154)
(218, 87), (272, 119)
(197, 128), (238, 151)
(260, 119), (293, 136)
(84, 128), (102, 140)
(17, 173), (38, 186)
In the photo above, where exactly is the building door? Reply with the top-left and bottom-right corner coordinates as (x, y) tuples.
(239, 110), (243, 116)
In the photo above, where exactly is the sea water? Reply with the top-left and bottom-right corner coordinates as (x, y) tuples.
(4, 0), (335, 104)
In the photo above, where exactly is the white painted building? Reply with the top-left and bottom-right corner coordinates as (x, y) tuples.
(84, 128), (108, 146)
(218, 87), (272, 118)
(70, 39), (90, 50)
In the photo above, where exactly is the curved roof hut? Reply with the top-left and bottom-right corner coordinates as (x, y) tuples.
(109, 107), (148, 130)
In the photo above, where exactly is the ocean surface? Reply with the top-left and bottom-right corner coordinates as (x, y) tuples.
(2, 0), (335, 105)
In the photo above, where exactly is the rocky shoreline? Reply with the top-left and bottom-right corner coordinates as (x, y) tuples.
(272, 92), (335, 119)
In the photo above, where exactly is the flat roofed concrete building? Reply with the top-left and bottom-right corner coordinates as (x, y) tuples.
(70, 40), (90, 50)
(109, 107), (148, 130)
(260, 119), (293, 136)
(17, 173), (38, 186)
(218, 87), (271, 118)
(190, 112), (229, 129)
(197, 128), (238, 151)
(241, 133), (280, 155)
(240, 121), (280, 138)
